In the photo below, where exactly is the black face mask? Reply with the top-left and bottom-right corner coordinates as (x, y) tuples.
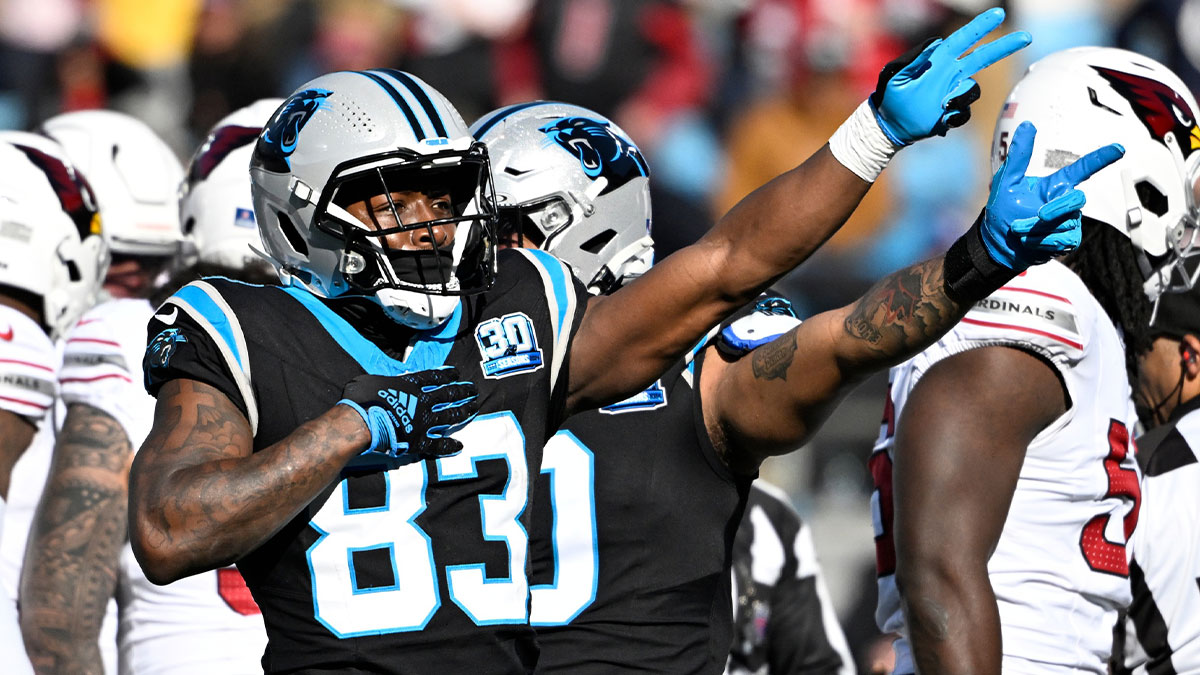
(384, 248), (455, 287)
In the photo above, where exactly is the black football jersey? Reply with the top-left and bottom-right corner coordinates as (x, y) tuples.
(528, 333), (754, 673)
(143, 249), (587, 674)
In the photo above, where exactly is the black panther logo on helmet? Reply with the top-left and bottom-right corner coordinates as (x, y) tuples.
(539, 117), (649, 195)
(256, 89), (333, 172)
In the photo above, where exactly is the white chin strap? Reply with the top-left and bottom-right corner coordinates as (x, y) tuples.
(373, 288), (460, 330)
(592, 236), (654, 294)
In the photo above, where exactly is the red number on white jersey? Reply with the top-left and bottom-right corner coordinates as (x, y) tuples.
(1078, 419), (1140, 576)
(218, 567), (261, 616)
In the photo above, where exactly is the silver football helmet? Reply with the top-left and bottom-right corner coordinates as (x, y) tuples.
(0, 140), (109, 338)
(992, 47), (1200, 300)
(41, 110), (185, 257)
(250, 70), (497, 329)
(179, 98), (282, 274)
(471, 102), (652, 296)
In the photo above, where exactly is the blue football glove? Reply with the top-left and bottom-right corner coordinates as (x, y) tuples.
(338, 367), (479, 469)
(870, 8), (1031, 146)
(982, 121), (1125, 269)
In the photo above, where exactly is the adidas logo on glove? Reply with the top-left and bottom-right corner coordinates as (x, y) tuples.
(378, 388), (418, 433)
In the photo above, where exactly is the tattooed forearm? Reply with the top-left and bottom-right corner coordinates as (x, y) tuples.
(20, 404), (130, 675)
(751, 331), (799, 381)
(843, 256), (964, 361)
(128, 379), (369, 583)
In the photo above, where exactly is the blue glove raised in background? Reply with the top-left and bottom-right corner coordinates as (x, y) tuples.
(870, 7), (1031, 146)
(981, 121), (1124, 269)
(339, 367), (479, 470)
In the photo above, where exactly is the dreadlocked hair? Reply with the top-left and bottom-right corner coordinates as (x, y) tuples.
(1061, 218), (1154, 388)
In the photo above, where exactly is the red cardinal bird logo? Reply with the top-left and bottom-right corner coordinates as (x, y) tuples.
(1093, 66), (1200, 159)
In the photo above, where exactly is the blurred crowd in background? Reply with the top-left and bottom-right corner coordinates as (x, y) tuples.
(0, 0), (1194, 670)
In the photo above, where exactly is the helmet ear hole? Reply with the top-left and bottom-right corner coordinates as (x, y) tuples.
(1136, 180), (1169, 217)
(277, 211), (308, 256)
(65, 260), (81, 282)
(580, 229), (616, 254)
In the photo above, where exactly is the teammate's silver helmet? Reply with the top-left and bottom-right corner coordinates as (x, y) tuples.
(471, 102), (652, 296)
(250, 70), (497, 329)
(179, 98), (282, 273)
(41, 110), (185, 257)
(993, 47), (1200, 300)
(0, 140), (109, 338)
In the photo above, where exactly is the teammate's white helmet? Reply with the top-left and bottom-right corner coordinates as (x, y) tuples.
(250, 70), (497, 330)
(179, 98), (282, 273)
(0, 141), (109, 338)
(992, 47), (1200, 299)
(471, 102), (653, 296)
(41, 110), (185, 257)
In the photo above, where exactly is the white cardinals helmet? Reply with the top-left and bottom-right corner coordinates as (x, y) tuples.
(41, 110), (185, 257)
(179, 98), (282, 274)
(993, 47), (1200, 299)
(0, 140), (109, 338)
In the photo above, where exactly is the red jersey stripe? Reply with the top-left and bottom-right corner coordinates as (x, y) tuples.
(961, 317), (1083, 350)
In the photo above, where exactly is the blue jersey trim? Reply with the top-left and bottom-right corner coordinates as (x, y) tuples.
(522, 249), (570, 341)
(174, 284), (244, 370)
(471, 101), (559, 140)
(354, 71), (426, 140)
(280, 287), (460, 374)
(376, 69), (448, 138)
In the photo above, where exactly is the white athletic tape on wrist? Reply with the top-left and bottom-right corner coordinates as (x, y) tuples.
(828, 100), (899, 183)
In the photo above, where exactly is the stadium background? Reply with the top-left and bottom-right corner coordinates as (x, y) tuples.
(2, 0), (1194, 669)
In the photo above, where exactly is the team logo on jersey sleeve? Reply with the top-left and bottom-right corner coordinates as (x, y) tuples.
(145, 328), (189, 384)
(475, 312), (544, 379)
(600, 380), (667, 414)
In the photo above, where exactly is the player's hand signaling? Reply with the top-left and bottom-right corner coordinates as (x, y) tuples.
(942, 121), (1124, 303)
(829, 8), (1028, 183)
(870, 8), (1031, 145)
(981, 120), (1124, 268)
(338, 367), (479, 468)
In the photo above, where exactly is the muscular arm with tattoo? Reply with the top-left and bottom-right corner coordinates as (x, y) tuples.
(128, 379), (370, 584)
(701, 254), (966, 474)
(698, 122), (1124, 474)
(19, 404), (130, 674)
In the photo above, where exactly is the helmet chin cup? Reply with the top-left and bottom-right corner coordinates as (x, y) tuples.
(373, 288), (460, 330)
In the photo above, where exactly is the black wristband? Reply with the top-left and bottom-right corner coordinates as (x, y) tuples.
(943, 211), (1019, 305)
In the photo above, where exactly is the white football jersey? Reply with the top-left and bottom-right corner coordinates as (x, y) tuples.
(870, 261), (1141, 674)
(0, 306), (59, 600)
(1125, 405), (1200, 672)
(63, 299), (266, 674)
(0, 306), (56, 675)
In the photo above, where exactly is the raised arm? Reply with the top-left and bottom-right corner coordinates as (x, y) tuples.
(892, 346), (1065, 673)
(19, 404), (129, 675)
(564, 8), (1031, 413)
(701, 122), (1124, 472)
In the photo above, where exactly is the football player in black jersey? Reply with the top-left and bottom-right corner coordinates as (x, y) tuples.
(129, 12), (1046, 672)
(473, 13), (1127, 672)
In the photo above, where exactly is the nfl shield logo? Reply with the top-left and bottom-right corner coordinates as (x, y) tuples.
(234, 207), (256, 228)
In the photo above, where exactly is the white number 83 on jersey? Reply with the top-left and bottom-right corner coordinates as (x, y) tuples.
(306, 413), (530, 635)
